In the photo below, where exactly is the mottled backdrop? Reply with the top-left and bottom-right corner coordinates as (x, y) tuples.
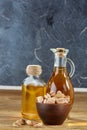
(0, 0), (87, 87)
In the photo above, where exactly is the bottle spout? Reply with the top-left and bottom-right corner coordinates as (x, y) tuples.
(50, 48), (57, 53)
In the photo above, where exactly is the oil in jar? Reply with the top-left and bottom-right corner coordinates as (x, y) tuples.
(47, 67), (74, 104)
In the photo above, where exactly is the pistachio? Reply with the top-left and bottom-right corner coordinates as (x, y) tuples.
(12, 119), (25, 127)
(25, 120), (33, 126)
(44, 93), (51, 99)
(33, 122), (43, 128)
(50, 91), (56, 97)
(36, 96), (43, 103)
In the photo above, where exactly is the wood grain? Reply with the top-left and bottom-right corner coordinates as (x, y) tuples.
(0, 90), (87, 130)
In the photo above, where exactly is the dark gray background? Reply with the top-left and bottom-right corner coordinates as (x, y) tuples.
(0, 0), (87, 87)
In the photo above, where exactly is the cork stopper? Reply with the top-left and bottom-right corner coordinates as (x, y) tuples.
(26, 65), (42, 76)
(56, 48), (69, 57)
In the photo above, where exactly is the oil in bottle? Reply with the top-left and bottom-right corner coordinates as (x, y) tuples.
(21, 65), (46, 120)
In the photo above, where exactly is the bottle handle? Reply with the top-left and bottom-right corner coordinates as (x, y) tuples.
(67, 58), (75, 78)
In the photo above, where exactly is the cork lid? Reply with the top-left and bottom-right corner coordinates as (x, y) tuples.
(50, 48), (69, 57)
(26, 65), (42, 76)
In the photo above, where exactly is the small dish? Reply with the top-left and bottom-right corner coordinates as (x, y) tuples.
(36, 102), (72, 125)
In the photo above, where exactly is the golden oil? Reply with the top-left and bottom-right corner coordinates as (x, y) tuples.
(21, 65), (47, 120)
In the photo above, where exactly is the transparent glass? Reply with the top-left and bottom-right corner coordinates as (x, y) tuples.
(21, 75), (46, 120)
(47, 48), (75, 124)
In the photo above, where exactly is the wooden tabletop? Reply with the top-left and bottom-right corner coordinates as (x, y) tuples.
(0, 90), (87, 130)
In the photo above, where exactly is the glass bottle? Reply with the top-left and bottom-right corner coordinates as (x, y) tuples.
(47, 48), (75, 124)
(21, 65), (46, 120)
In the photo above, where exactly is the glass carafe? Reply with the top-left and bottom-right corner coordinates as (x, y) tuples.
(47, 48), (75, 124)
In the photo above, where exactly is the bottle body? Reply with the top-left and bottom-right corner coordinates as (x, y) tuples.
(21, 76), (46, 120)
(47, 67), (74, 104)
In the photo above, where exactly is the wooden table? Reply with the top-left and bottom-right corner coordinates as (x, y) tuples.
(0, 90), (87, 130)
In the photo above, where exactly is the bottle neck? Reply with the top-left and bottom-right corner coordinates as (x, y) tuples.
(29, 75), (40, 78)
(54, 54), (67, 67)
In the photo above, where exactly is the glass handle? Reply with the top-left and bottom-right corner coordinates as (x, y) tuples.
(67, 58), (75, 78)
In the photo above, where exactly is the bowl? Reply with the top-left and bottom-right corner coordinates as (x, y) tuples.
(36, 102), (72, 125)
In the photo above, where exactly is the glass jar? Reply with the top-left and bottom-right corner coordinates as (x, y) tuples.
(21, 65), (47, 120)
